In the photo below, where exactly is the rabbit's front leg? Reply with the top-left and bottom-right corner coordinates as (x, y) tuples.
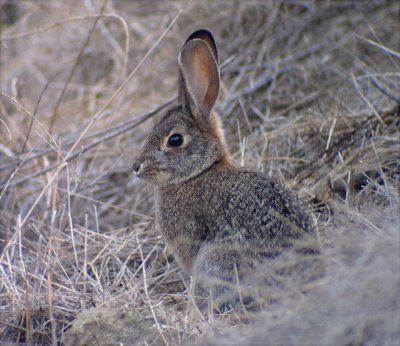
(192, 242), (255, 312)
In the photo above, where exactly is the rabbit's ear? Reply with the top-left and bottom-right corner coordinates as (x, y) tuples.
(178, 31), (220, 122)
(185, 29), (219, 64)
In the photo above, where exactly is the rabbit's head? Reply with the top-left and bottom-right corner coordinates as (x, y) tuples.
(133, 30), (229, 187)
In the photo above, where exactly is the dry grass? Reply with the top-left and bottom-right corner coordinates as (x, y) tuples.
(0, 1), (399, 345)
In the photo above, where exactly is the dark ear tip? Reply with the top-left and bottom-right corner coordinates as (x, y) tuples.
(186, 29), (214, 43)
(185, 29), (218, 63)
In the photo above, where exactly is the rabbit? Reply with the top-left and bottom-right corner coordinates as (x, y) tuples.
(132, 29), (318, 312)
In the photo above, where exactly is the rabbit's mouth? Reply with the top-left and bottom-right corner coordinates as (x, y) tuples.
(133, 166), (172, 186)
(134, 170), (154, 179)
(133, 166), (157, 180)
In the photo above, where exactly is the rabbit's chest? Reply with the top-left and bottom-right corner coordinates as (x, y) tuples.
(155, 191), (206, 272)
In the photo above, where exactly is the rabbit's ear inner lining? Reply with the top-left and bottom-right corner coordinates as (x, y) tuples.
(178, 39), (220, 121)
(185, 29), (219, 64)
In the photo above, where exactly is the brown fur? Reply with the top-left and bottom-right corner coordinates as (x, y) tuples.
(133, 29), (317, 310)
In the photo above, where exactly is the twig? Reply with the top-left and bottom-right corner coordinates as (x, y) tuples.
(21, 70), (63, 154)
(47, 236), (57, 346)
(0, 92), (60, 154)
(0, 153), (30, 203)
(0, 98), (174, 189)
(370, 138), (393, 207)
(66, 160), (79, 268)
(60, 0), (191, 175)
(356, 34), (400, 59)
(0, 97), (174, 173)
(1, 14), (129, 41)
(84, 0), (130, 82)
(136, 236), (169, 346)
(49, 0), (109, 133)
(223, 42), (327, 73)
(295, 104), (399, 183)
(351, 69), (385, 125)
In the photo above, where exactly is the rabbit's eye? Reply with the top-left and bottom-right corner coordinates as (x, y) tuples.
(168, 133), (184, 147)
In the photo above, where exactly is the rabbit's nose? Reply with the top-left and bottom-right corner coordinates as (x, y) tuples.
(132, 161), (142, 174)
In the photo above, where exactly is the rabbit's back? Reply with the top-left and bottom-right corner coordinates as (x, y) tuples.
(199, 164), (313, 245)
(156, 162), (314, 272)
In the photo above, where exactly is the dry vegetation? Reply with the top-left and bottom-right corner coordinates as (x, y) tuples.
(0, 1), (399, 345)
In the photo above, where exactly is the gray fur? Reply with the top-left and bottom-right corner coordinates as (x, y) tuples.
(133, 29), (316, 310)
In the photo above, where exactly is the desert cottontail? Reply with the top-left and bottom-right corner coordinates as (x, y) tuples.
(133, 29), (317, 311)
